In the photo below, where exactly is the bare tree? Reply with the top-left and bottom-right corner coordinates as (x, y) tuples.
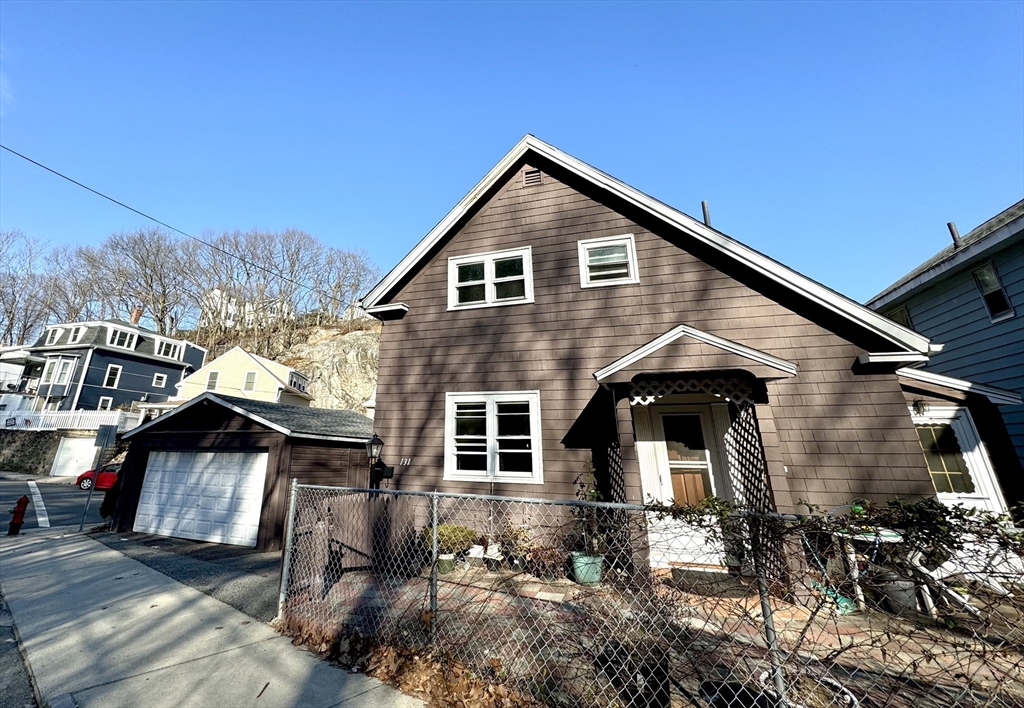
(0, 230), (51, 346)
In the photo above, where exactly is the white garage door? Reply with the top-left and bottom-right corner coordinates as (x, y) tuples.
(50, 437), (99, 477)
(133, 451), (269, 547)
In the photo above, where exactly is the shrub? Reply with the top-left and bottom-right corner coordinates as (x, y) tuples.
(422, 524), (478, 555)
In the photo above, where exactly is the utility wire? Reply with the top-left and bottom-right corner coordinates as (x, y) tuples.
(0, 143), (332, 300)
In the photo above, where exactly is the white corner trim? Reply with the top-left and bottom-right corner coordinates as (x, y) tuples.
(360, 134), (932, 354)
(897, 367), (1023, 406)
(364, 302), (410, 316)
(857, 352), (931, 365)
(593, 323), (798, 381)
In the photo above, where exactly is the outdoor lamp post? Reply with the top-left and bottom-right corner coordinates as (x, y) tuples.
(366, 433), (392, 489)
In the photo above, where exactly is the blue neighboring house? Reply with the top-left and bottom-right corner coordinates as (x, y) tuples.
(868, 200), (1024, 466)
(20, 318), (206, 411)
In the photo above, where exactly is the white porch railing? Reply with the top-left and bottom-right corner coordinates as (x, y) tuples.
(2, 410), (143, 432)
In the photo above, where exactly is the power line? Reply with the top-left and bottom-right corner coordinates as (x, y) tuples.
(0, 143), (329, 300)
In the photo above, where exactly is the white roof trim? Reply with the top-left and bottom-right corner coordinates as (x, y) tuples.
(364, 302), (409, 317)
(593, 323), (798, 381)
(361, 135), (932, 354)
(897, 367), (1023, 406)
(123, 391), (364, 441)
(868, 210), (1023, 309)
(857, 352), (930, 365)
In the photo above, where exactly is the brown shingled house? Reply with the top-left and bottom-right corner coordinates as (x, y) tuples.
(360, 136), (1022, 550)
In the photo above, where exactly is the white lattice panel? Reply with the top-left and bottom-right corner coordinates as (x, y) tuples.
(629, 378), (754, 406)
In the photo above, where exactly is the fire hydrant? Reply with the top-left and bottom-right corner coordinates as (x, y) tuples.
(7, 494), (29, 536)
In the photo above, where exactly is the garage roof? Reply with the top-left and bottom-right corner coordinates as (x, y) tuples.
(125, 392), (374, 442)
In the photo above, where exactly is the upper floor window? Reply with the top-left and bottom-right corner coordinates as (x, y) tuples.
(103, 364), (122, 389)
(578, 234), (640, 288)
(68, 326), (84, 344)
(55, 360), (72, 385)
(107, 327), (138, 350)
(289, 374), (308, 392)
(153, 373), (167, 388)
(444, 390), (543, 484)
(973, 263), (1014, 322)
(886, 306), (913, 329)
(42, 360), (56, 384)
(243, 371), (257, 392)
(156, 340), (181, 359)
(206, 371), (219, 391)
(45, 329), (62, 346)
(447, 247), (534, 310)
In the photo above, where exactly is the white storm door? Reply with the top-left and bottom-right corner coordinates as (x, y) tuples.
(911, 407), (1008, 515)
(133, 450), (269, 547)
(635, 405), (731, 570)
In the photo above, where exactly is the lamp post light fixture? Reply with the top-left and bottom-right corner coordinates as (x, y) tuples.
(365, 433), (393, 489)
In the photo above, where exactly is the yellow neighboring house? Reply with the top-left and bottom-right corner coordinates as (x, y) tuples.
(176, 346), (313, 406)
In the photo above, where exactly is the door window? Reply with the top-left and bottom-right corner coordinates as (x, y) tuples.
(661, 413), (712, 505)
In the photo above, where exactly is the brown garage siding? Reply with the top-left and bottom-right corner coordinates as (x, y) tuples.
(373, 162), (933, 511)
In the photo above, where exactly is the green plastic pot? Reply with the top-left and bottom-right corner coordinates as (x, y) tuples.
(571, 551), (603, 585)
(438, 554), (457, 574)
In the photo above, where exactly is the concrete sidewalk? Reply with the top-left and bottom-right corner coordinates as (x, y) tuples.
(0, 471), (75, 485)
(0, 527), (422, 708)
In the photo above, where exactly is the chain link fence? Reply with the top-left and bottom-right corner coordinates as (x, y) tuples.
(277, 484), (1024, 708)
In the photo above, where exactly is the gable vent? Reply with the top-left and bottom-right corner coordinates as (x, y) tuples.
(523, 169), (542, 187)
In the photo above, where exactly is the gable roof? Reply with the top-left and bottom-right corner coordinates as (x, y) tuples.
(361, 135), (933, 354)
(192, 346), (311, 398)
(594, 323), (798, 382)
(124, 392), (372, 442)
(896, 367), (1023, 406)
(868, 199), (1024, 310)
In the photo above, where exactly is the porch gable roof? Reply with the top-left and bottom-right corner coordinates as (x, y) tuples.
(593, 323), (798, 383)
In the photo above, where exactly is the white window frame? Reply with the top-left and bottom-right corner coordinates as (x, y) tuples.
(578, 234), (641, 288)
(55, 360), (72, 385)
(972, 262), (1015, 323)
(910, 405), (1008, 514)
(41, 360), (57, 384)
(97, 396), (113, 411)
(154, 339), (182, 360)
(45, 328), (63, 346)
(103, 364), (122, 389)
(68, 326), (84, 344)
(152, 373), (167, 388)
(447, 247), (535, 311)
(206, 370), (219, 391)
(243, 371), (257, 392)
(107, 327), (138, 351)
(443, 390), (543, 484)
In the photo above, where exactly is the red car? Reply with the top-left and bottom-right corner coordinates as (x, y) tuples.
(76, 463), (121, 491)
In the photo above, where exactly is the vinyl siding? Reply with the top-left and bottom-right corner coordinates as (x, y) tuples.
(373, 161), (933, 512)
(76, 350), (186, 410)
(901, 237), (1024, 462)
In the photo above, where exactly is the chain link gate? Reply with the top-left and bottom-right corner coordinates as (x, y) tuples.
(278, 483), (1024, 708)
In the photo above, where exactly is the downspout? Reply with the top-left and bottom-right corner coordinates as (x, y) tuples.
(69, 348), (95, 411)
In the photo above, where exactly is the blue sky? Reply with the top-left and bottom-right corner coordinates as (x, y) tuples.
(1, 1), (1021, 303)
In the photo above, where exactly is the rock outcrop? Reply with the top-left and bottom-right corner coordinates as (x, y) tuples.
(278, 324), (379, 415)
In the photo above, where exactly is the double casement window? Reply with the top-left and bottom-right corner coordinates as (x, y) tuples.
(578, 234), (640, 288)
(444, 391), (543, 484)
(107, 327), (137, 350)
(973, 263), (1014, 322)
(447, 247), (534, 310)
(156, 340), (181, 359)
(103, 364), (122, 389)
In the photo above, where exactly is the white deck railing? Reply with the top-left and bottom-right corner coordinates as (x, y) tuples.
(3, 410), (143, 432)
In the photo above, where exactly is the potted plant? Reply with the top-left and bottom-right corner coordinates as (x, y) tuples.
(498, 523), (532, 573)
(423, 524), (477, 574)
(570, 469), (607, 586)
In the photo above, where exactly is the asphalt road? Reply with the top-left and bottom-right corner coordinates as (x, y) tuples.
(0, 479), (106, 531)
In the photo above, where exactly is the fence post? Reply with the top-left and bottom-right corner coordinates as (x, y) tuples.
(753, 518), (787, 708)
(277, 479), (300, 622)
(429, 490), (439, 644)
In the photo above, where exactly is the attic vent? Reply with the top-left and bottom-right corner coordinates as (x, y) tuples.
(523, 169), (542, 187)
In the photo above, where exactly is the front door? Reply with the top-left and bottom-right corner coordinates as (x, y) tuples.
(635, 404), (732, 570)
